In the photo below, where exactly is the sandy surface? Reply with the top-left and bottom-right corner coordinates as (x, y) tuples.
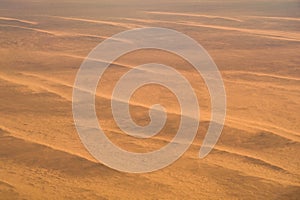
(0, 0), (299, 199)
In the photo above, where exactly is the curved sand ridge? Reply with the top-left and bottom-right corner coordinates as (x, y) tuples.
(1, 1), (300, 199)
(1, 118), (299, 188)
(0, 69), (299, 143)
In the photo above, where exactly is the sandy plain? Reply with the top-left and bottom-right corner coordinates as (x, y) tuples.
(0, 0), (299, 199)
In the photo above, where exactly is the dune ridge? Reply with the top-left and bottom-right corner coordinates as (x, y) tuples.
(1, 107), (299, 187)
(1, 120), (299, 189)
(103, 126), (300, 180)
(2, 128), (298, 199)
(27, 51), (300, 93)
(0, 71), (298, 144)
(1, 0), (300, 199)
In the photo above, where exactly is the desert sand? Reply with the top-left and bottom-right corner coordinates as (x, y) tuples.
(0, 0), (299, 199)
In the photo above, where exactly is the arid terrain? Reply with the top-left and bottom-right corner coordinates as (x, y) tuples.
(0, 0), (299, 199)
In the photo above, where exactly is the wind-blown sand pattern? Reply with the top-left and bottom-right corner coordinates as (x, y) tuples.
(0, 17), (38, 25)
(50, 16), (143, 29)
(224, 71), (300, 82)
(247, 16), (300, 22)
(146, 11), (244, 22)
(183, 22), (300, 42)
(0, 0), (299, 199)
(0, 24), (131, 41)
(123, 18), (300, 41)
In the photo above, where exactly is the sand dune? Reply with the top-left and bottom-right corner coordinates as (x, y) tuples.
(90, 127), (300, 187)
(28, 51), (300, 93)
(102, 126), (300, 180)
(0, 129), (174, 199)
(205, 149), (300, 187)
(20, 50), (299, 90)
(0, 72), (71, 101)
(32, 71), (300, 141)
(146, 11), (243, 22)
(4, 114), (289, 184)
(0, 180), (19, 200)
(214, 147), (286, 172)
(1, 68), (299, 199)
(0, 130), (110, 176)
(3, 125), (298, 199)
(227, 117), (300, 139)
(2, 117), (299, 191)
(0, 17), (37, 25)
(1, 0), (299, 198)
(0, 124), (96, 164)
(1, 70), (298, 145)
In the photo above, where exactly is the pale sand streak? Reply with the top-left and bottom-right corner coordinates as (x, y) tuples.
(30, 51), (300, 92)
(224, 79), (300, 94)
(0, 24), (128, 42)
(36, 51), (300, 84)
(0, 24), (62, 36)
(123, 18), (300, 42)
(146, 11), (243, 22)
(0, 17), (38, 25)
(223, 71), (300, 82)
(36, 51), (165, 74)
(181, 21), (300, 42)
(34, 51), (300, 93)
(247, 16), (300, 22)
(50, 16), (143, 29)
